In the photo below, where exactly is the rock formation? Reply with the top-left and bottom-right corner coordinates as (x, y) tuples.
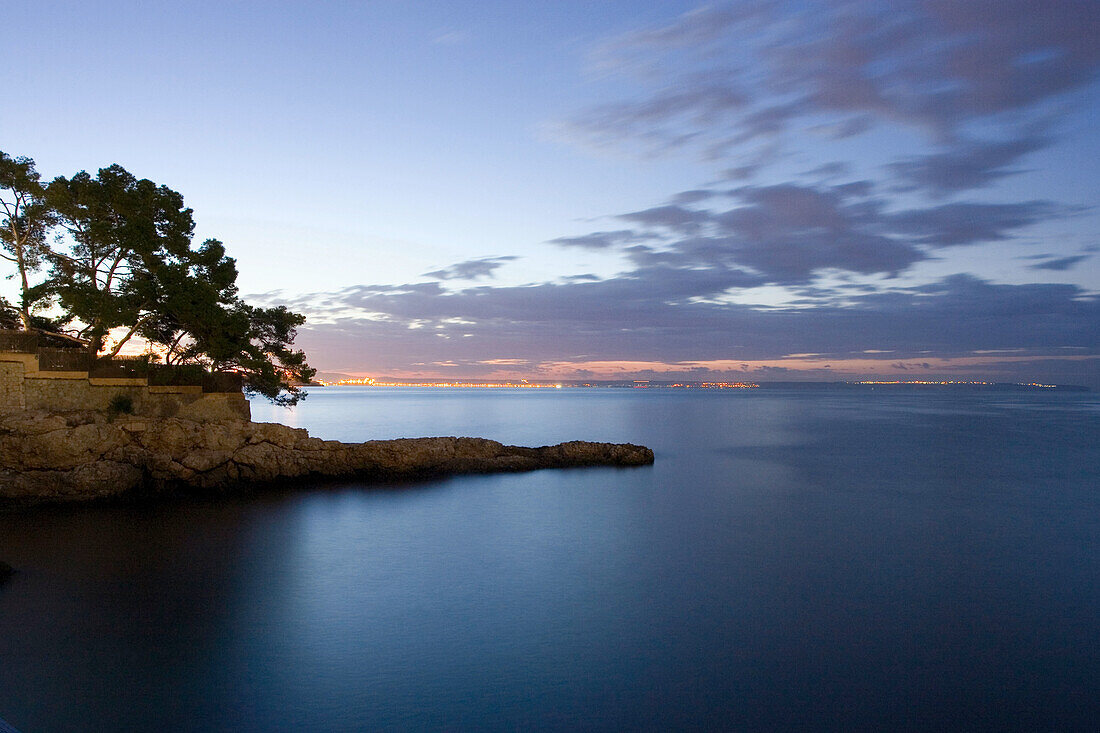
(0, 410), (654, 505)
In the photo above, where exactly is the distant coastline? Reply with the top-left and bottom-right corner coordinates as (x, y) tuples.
(308, 378), (1090, 392)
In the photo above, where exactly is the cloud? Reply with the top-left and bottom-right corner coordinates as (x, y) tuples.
(553, 183), (1066, 284)
(710, 183), (920, 279)
(270, 272), (1098, 385)
(431, 29), (471, 46)
(618, 205), (711, 232)
(886, 201), (1065, 246)
(670, 189), (718, 205)
(423, 256), (518, 281)
(547, 230), (639, 250)
(1027, 254), (1091, 271)
(889, 134), (1049, 195)
(558, 0), (1100, 193)
(591, 4), (771, 64)
(803, 162), (851, 180)
(720, 164), (761, 181)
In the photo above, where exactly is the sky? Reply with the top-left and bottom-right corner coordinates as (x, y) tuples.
(4, 0), (1099, 385)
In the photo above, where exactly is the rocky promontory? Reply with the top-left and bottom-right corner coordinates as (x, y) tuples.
(0, 410), (654, 506)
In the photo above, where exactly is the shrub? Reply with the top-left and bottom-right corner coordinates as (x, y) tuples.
(108, 393), (134, 415)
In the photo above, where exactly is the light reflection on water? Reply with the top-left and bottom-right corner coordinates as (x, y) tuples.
(1, 389), (1098, 731)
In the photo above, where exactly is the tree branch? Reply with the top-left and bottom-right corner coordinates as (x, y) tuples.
(104, 312), (153, 358)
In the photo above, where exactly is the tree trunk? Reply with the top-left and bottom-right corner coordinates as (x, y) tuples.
(88, 329), (105, 356)
(5, 216), (33, 331)
(105, 314), (151, 358)
(18, 263), (32, 331)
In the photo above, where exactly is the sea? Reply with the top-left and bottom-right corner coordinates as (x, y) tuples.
(1, 386), (1098, 732)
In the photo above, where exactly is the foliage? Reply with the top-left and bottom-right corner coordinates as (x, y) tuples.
(131, 239), (315, 404)
(146, 362), (204, 386)
(0, 291), (67, 335)
(0, 295), (18, 329)
(203, 303), (316, 406)
(107, 393), (134, 415)
(0, 151), (56, 330)
(46, 164), (197, 356)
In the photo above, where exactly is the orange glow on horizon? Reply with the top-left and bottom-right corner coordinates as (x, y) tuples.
(310, 354), (1096, 387)
(344, 354), (1097, 382)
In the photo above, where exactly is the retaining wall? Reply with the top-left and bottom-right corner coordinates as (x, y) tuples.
(0, 351), (250, 421)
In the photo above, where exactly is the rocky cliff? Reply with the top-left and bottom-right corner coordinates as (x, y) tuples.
(0, 410), (654, 505)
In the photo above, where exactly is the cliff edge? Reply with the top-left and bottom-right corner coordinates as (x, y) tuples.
(0, 410), (654, 505)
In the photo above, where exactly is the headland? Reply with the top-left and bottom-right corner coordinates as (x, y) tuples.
(0, 410), (653, 508)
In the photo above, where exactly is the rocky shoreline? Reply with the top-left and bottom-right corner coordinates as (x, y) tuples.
(0, 410), (654, 507)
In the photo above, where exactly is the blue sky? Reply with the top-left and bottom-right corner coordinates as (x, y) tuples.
(4, 1), (1099, 384)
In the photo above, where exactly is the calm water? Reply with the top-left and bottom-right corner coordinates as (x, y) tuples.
(1, 387), (1099, 731)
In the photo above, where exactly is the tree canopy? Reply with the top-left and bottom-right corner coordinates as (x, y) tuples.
(0, 153), (315, 405)
(46, 164), (198, 356)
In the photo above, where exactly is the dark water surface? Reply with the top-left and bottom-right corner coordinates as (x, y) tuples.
(2, 388), (1099, 731)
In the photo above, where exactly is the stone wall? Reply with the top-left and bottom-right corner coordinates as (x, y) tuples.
(0, 361), (25, 411)
(0, 351), (249, 422)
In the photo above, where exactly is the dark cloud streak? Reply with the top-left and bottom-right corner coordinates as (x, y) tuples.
(1028, 254), (1091, 271)
(889, 134), (1049, 195)
(423, 256), (518, 281)
(554, 183), (1065, 284)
